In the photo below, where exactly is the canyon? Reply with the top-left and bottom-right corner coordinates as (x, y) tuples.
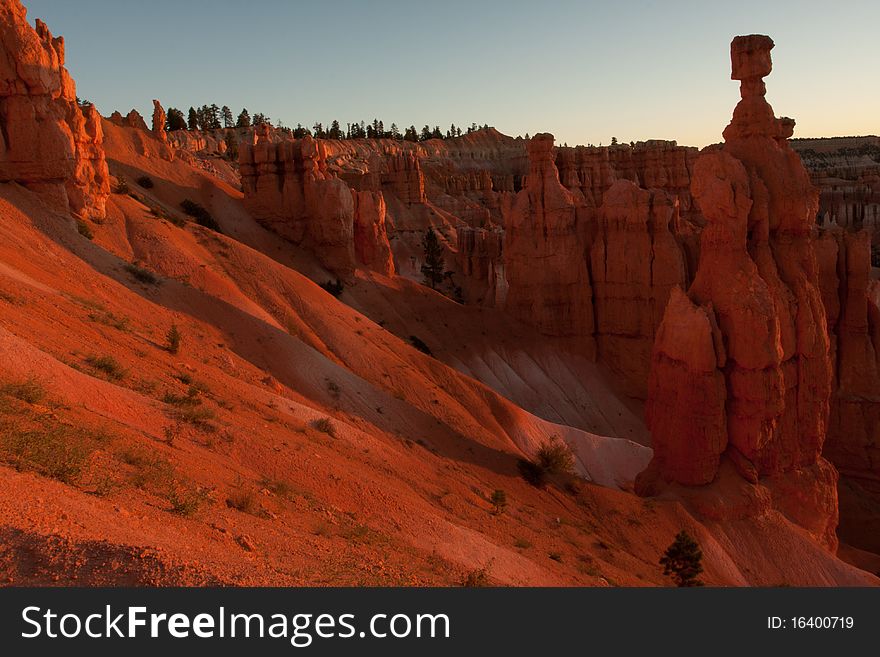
(0, 0), (878, 585)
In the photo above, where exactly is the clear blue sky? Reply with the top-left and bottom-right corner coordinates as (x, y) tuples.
(23, 0), (879, 147)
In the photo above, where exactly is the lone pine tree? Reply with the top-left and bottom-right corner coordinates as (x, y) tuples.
(420, 228), (446, 289)
(660, 530), (704, 587)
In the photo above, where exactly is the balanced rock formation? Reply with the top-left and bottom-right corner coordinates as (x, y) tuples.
(151, 99), (167, 142)
(0, 0), (108, 219)
(638, 35), (837, 549)
(240, 134), (394, 277)
(504, 133), (595, 345)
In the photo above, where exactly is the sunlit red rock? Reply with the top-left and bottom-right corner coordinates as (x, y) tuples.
(639, 34), (836, 549)
(503, 133), (595, 345)
(0, 0), (108, 218)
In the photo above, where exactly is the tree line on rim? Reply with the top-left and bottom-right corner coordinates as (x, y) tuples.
(163, 104), (490, 142)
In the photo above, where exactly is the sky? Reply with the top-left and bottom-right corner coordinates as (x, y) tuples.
(22, 0), (880, 147)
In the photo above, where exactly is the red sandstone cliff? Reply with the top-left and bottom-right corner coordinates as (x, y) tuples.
(0, 0), (108, 219)
(239, 133), (394, 277)
(503, 133), (595, 343)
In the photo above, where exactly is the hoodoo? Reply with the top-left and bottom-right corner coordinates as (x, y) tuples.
(637, 35), (838, 550)
(0, 0), (109, 219)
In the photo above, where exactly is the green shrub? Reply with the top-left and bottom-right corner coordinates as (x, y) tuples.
(88, 310), (130, 331)
(136, 175), (155, 189)
(166, 324), (181, 354)
(114, 177), (130, 194)
(1, 378), (46, 404)
(166, 481), (207, 516)
(536, 436), (575, 475)
(85, 354), (126, 381)
(162, 387), (201, 407)
(310, 417), (336, 438)
(461, 566), (491, 587)
(171, 405), (217, 431)
(2, 423), (90, 484)
(227, 488), (258, 515)
(517, 458), (547, 488)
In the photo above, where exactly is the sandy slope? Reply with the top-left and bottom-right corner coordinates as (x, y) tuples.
(0, 122), (875, 586)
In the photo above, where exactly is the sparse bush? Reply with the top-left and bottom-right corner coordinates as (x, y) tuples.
(166, 324), (182, 354)
(1, 378), (46, 404)
(549, 552), (563, 562)
(517, 458), (547, 488)
(119, 447), (173, 490)
(114, 177), (130, 194)
(1, 423), (90, 484)
(136, 175), (155, 189)
(536, 436), (575, 475)
(227, 488), (258, 515)
(660, 530), (704, 587)
(461, 565), (491, 587)
(180, 199), (221, 232)
(311, 417), (336, 438)
(514, 537), (532, 549)
(166, 481), (207, 516)
(76, 219), (94, 240)
(162, 388), (201, 406)
(124, 263), (159, 285)
(171, 405), (217, 432)
(88, 310), (130, 331)
(490, 489), (507, 515)
(408, 335), (433, 356)
(85, 354), (126, 381)
(319, 279), (344, 297)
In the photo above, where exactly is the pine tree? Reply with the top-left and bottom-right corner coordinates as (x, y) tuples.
(404, 125), (418, 142)
(420, 228), (445, 290)
(187, 107), (198, 131)
(431, 125), (443, 139)
(236, 108), (251, 128)
(166, 107), (187, 131)
(420, 125), (432, 141)
(207, 104), (221, 129)
(329, 120), (342, 139)
(390, 123), (401, 140)
(660, 531), (704, 587)
(221, 105), (234, 129)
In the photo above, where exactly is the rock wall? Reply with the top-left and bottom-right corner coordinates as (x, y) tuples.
(637, 35), (837, 550)
(240, 133), (394, 277)
(503, 133), (595, 344)
(0, 0), (108, 219)
(591, 180), (688, 393)
(793, 137), (880, 230)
